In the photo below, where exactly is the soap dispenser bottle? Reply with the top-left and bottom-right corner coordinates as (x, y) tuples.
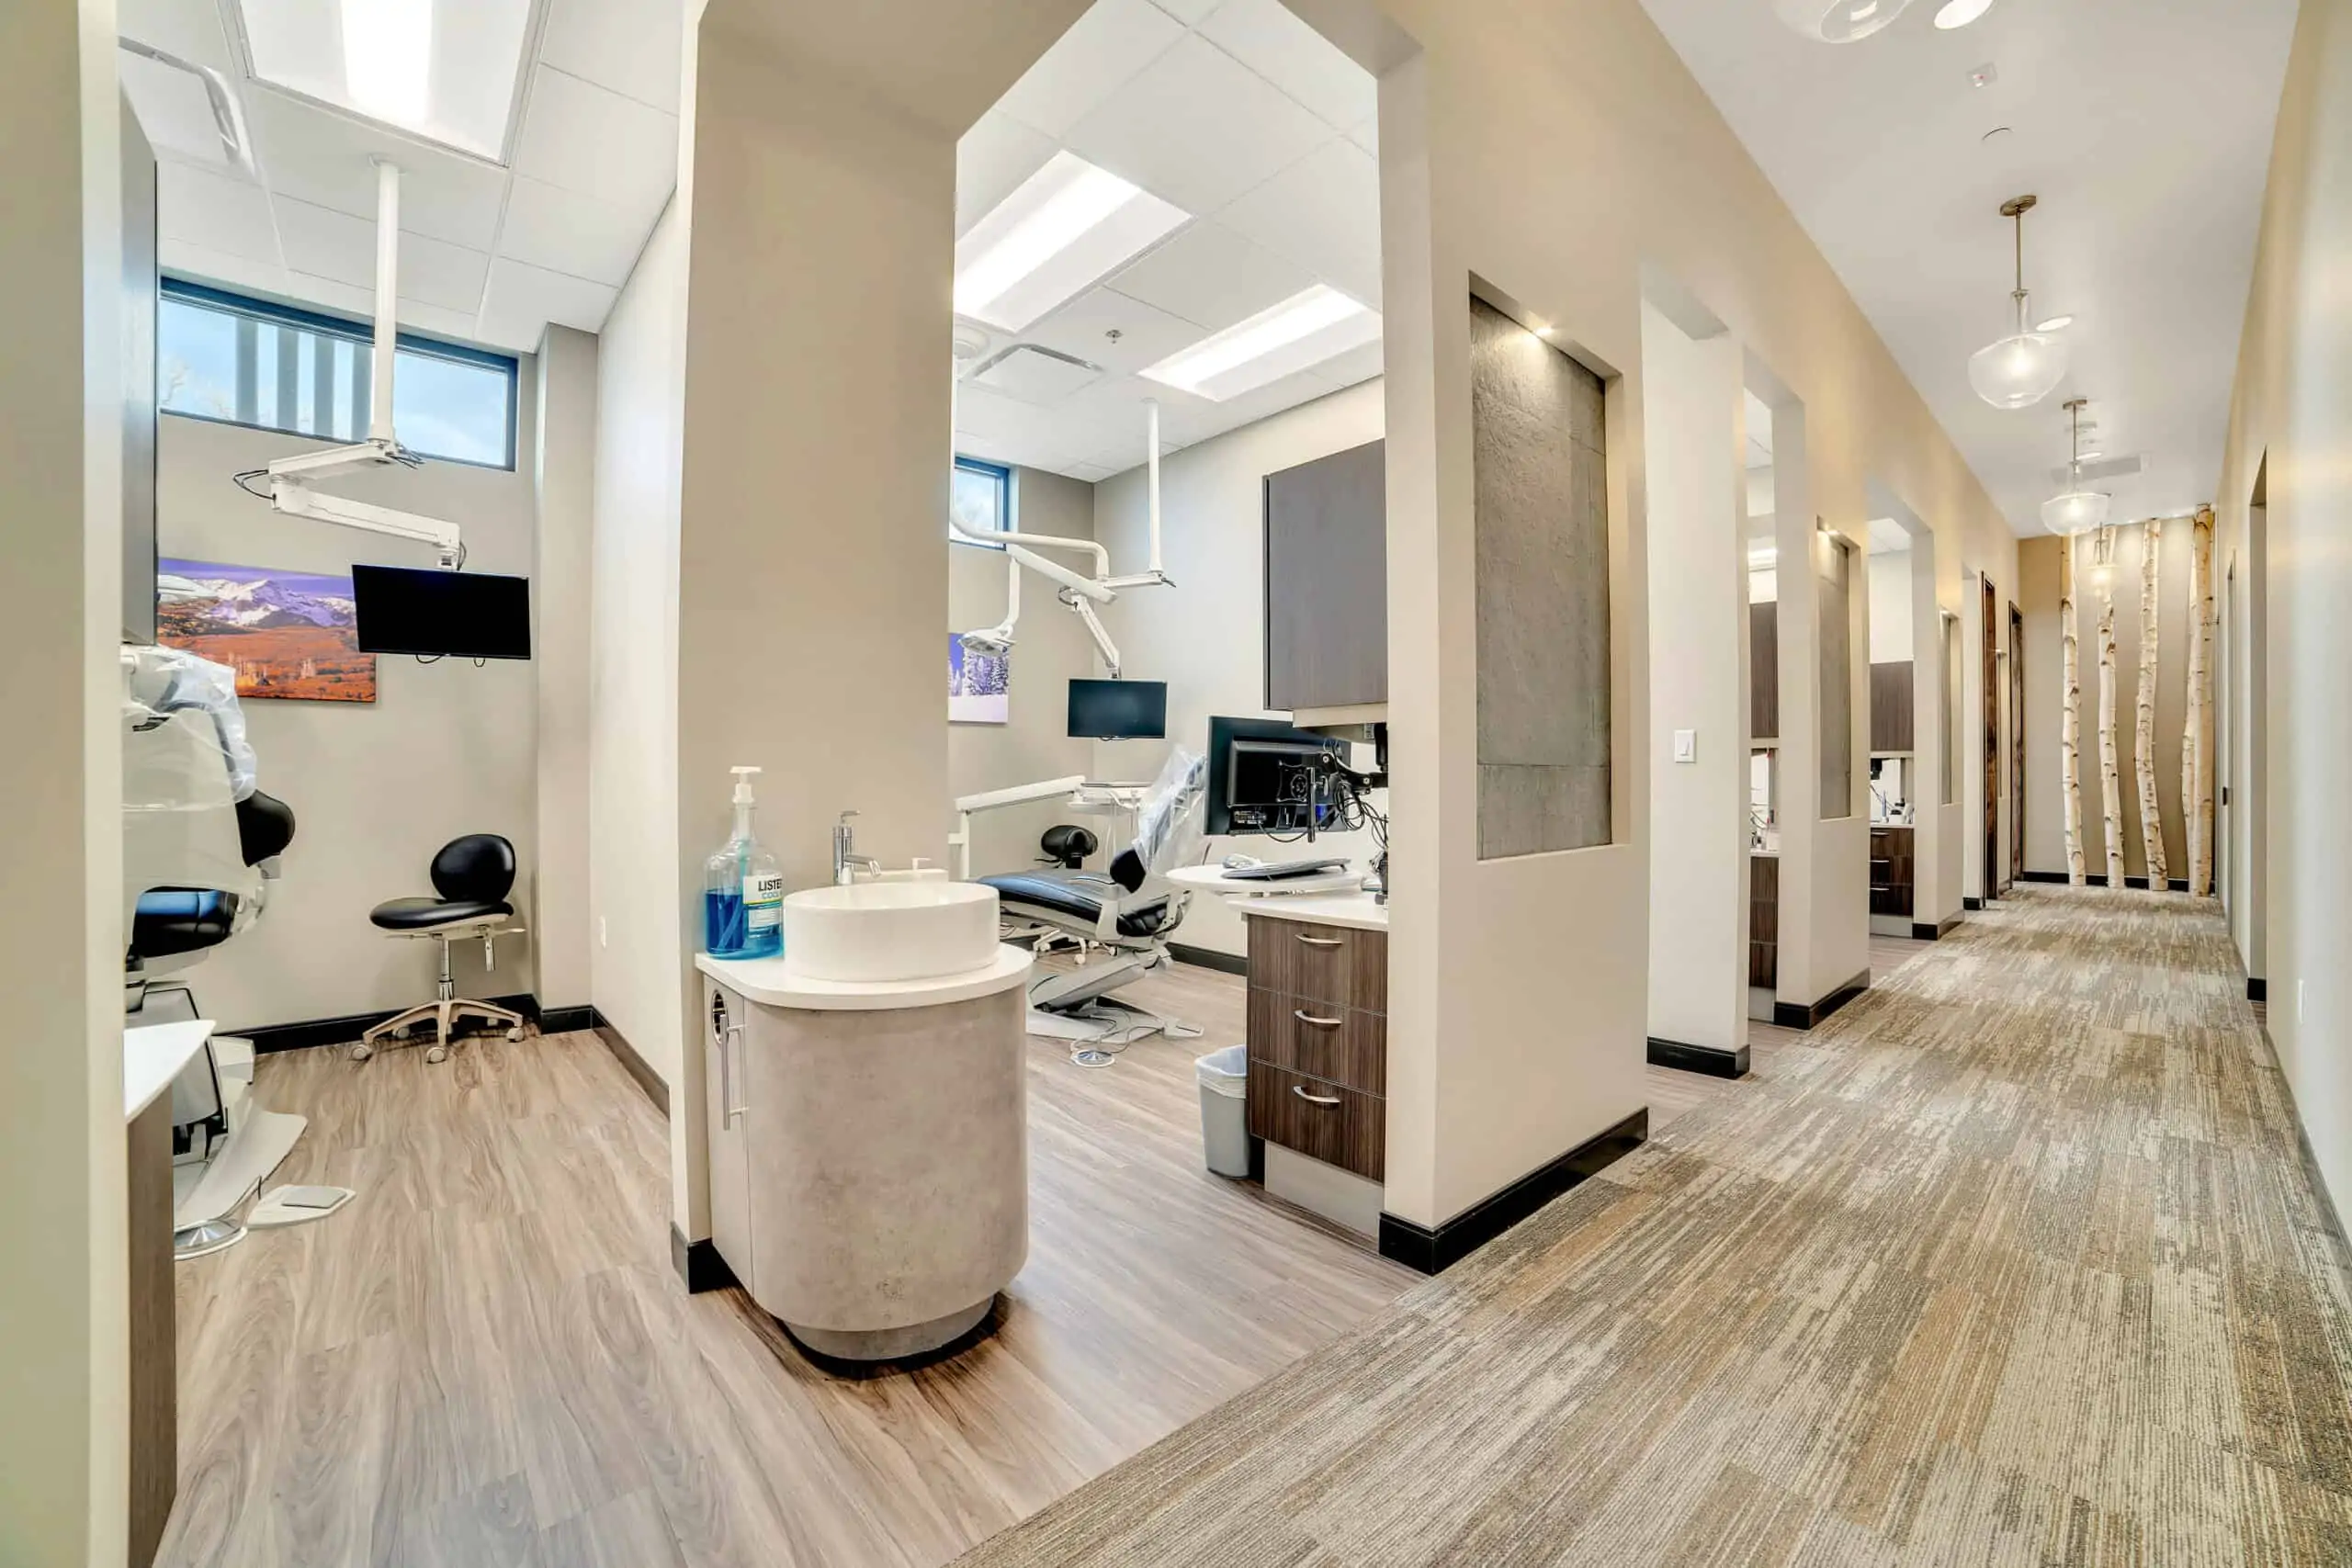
(705, 766), (785, 958)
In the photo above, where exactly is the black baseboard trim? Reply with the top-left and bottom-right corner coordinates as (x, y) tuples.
(1377, 1108), (1647, 1275)
(1910, 911), (1962, 942)
(242, 992), (539, 1055)
(592, 1007), (670, 1116)
(2018, 869), (2194, 891)
(2249, 976), (2268, 1003)
(1645, 1036), (1748, 1078)
(539, 1004), (595, 1034)
(672, 1224), (737, 1294)
(1963, 896), (1984, 910)
(1772, 969), (1870, 1032)
(1169, 942), (1248, 976)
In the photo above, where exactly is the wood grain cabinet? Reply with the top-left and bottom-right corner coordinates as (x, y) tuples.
(1244, 916), (1387, 1182)
(1264, 439), (1386, 712)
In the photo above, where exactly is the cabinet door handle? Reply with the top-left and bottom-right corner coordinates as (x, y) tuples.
(724, 1024), (747, 1127)
(1292, 1083), (1343, 1107)
(1294, 1010), (1342, 1029)
(1295, 934), (1344, 949)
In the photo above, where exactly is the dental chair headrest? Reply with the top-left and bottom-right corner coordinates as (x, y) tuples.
(236, 790), (297, 866)
(1109, 845), (1147, 895)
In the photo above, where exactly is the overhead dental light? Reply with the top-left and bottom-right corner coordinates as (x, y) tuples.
(2041, 398), (2111, 536)
(234, 0), (534, 159)
(1139, 285), (1381, 402)
(1968, 195), (2070, 410)
(1775, 0), (1915, 43)
(955, 152), (1190, 332)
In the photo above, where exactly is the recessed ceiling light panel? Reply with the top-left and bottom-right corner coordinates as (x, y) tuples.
(235, 0), (534, 161)
(954, 152), (1190, 333)
(1139, 285), (1381, 402)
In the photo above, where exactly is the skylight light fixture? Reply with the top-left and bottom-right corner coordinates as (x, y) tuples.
(954, 152), (1191, 333)
(1775, 0), (1915, 43)
(1139, 286), (1382, 402)
(1933, 0), (1994, 29)
(1968, 195), (2069, 410)
(235, 0), (534, 160)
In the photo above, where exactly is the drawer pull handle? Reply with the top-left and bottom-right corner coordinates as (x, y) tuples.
(1295, 1010), (1342, 1029)
(1295, 934), (1344, 949)
(1293, 1084), (1343, 1107)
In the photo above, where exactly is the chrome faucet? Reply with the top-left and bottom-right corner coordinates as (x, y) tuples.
(832, 810), (881, 886)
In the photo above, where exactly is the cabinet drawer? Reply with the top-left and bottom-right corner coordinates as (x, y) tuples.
(1246, 1059), (1384, 1182)
(1247, 918), (1387, 1013)
(1247, 987), (1385, 1096)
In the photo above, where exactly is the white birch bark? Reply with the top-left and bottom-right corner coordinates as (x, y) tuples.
(2135, 520), (2167, 886)
(2183, 506), (2216, 895)
(2098, 565), (2125, 888)
(2061, 533), (2085, 884)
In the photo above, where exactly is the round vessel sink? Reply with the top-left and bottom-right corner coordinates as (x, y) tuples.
(783, 880), (1000, 985)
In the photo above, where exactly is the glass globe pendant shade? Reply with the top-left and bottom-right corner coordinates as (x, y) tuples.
(2041, 488), (2110, 536)
(1773, 0), (1915, 42)
(1969, 327), (2069, 410)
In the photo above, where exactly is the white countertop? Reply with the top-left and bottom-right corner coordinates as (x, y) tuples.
(1237, 891), (1390, 931)
(126, 1020), (214, 1121)
(1168, 863), (1368, 898)
(697, 943), (1034, 1012)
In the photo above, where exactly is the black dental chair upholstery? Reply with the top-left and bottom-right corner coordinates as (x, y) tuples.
(128, 789), (296, 966)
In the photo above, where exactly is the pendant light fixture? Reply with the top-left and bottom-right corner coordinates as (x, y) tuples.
(2041, 398), (2111, 536)
(1775, 0), (1916, 43)
(1968, 195), (2070, 410)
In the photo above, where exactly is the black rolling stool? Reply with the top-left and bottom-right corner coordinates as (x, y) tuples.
(357, 833), (528, 1064)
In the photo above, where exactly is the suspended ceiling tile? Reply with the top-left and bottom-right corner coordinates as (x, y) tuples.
(478, 255), (620, 350)
(273, 195), (491, 315)
(117, 0), (238, 72)
(1063, 34), (1333, 215)
(157, 164), (283, 265)
(994, 0), (1186, 139)
(1198, 0), (1377, 130)
(956, 111), (1060, 238)
(243, 91), (511, 252)
(158, 238), (292, 302)
(512, 64), (679, 213)
(537, 0), (685, 112)
(499, 176), (656, 287)
(1313, 337), (1385, 390)
(1064, 460), (1117, 482)
(1023, 287), (1210, 376)
(1108, 218), (1315, 333)
(1217, 137), (1381, 307)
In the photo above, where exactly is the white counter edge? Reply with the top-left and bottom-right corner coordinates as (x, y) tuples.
(126, 1020), (215, 1122)
(1237, 893), (1390, 932)
(696, 943), (1035, 1011)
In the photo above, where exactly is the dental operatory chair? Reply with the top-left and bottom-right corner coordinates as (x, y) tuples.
(971, 750), (1207, 1056)
(354, 833), (527, 1064)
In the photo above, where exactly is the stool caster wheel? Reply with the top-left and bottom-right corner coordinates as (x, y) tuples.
(350, 1042), (373, 1063)
(505, 1026), (525, 1043)
(389, 1026), (413, 1041)
(425, 1043), (448, 1065)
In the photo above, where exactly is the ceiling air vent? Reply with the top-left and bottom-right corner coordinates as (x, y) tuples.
(2047, 454), (2144, 486)
(119, 40), (254, 173)
(968, 344), (1103, 405)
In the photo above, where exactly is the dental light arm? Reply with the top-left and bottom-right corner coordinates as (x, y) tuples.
(1066, 592), (1121, 678)
(949, 773), (1091, 880)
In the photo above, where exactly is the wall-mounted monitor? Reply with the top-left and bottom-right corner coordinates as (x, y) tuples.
(1205, 715), (1343, 836)
(352, 566), (532, 660)
(1068, 678), (1167, 740)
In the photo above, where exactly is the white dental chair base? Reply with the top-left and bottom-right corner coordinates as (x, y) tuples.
(357, 921), (527, 1065)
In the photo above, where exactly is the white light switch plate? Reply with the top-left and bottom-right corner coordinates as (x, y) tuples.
(1673, 728), (1697, 764)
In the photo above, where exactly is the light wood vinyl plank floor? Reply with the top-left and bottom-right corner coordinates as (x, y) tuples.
(157, 959), (1409, 1568)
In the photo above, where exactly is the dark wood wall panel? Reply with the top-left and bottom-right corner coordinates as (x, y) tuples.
(1264, 438), (1387, 711)
(1749, 853), (1780, 988)
(1750, 601), (1779, 740)
(1871, 826), (1915, 918)
(1869, 661), (1915, 753)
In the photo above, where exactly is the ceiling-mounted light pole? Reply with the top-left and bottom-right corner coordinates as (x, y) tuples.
(1969, 194), (2070, 410)
(2041, 397), (2111, 536)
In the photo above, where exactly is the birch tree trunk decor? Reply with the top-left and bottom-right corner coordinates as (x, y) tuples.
(2096, 531), (2125, 889)
(2061, 531), (2086, 885)
(2183, 505), (2216, 896)
(2135, 519), (2167, 887)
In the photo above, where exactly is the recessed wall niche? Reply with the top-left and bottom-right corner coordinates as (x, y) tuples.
(1467, 295), (1611, 859)
(1817, 527), (1855, 819)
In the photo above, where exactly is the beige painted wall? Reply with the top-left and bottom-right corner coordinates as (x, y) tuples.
(589, 197), (686, 1093)
(2018, 525), (2195, 884)
(535, 325), (598, 1011)
(153, 409), (545, 1031)
(1091, 379), (1388, 959)
(0, 5), (129, 1560)
(2213, 0), (2352, 1211)
(1868, 546), (1912, 667)
(949, 468), (1102, 877)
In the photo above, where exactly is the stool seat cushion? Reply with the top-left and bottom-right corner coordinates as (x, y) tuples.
(370, 897), (514, 931)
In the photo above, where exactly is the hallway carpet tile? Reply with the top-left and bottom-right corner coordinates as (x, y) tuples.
(955, 887), (2352, 1566)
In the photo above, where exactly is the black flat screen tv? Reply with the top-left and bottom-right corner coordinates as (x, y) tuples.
(352, 565), (532, 660)
(1068, 678), (1168, 740)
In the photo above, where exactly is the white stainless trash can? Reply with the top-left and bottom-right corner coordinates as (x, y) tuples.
(1196, 1043), (1250, 1178)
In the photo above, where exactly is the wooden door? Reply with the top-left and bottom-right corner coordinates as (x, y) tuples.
(1982, 575), (1999, 899)
(2009, 604), (2024, 885)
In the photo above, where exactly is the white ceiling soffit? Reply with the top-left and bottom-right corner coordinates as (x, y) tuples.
(119, 0), (684, 355)
(952, 0), (1384, 482)
(1634, 0), (2297, 535)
